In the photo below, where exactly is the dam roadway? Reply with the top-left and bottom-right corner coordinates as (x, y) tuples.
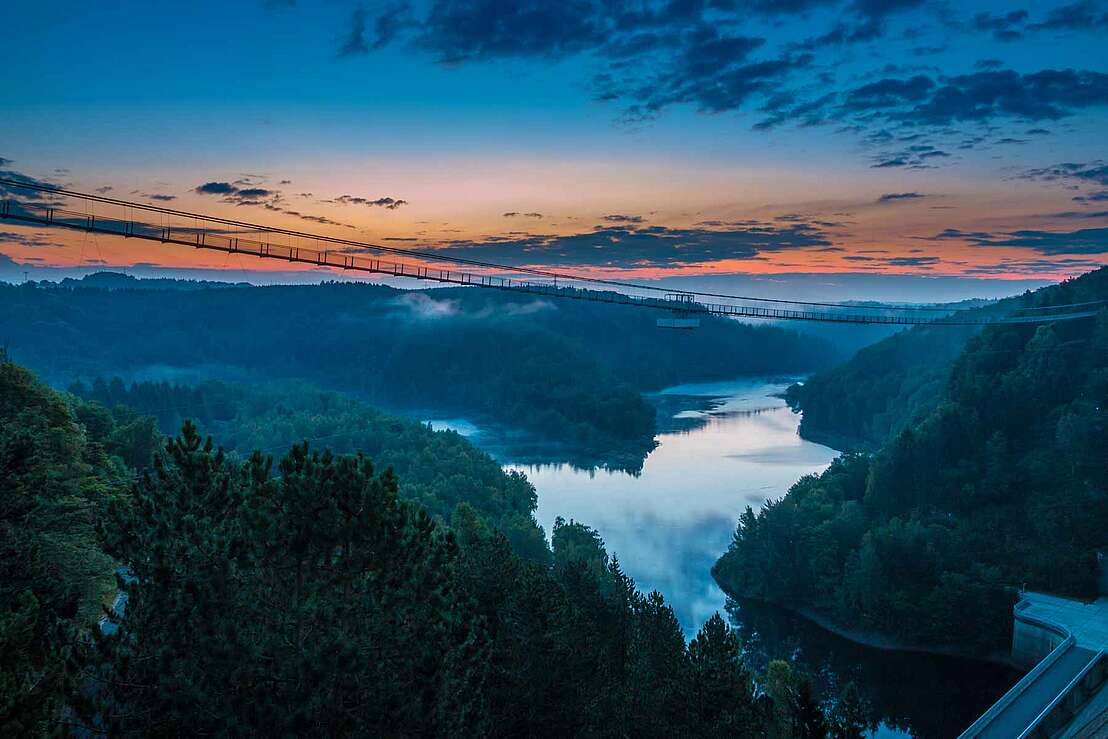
(960, 593), (1108, 738)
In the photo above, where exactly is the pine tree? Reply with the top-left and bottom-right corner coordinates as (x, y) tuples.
(688, 613), (760, 737)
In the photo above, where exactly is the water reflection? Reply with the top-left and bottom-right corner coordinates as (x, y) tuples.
(731, 598), (1021, 739)
(463, 377), (1019, 738)
(505, 378), (838, 635)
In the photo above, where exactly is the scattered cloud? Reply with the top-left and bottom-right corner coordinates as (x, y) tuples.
(330, 194), (408, 209)
(923, 225), (1108, 255)
(971, 9), (1028, 42)
(428, 221), (834, 269)
(332, 0), (1108, 174)
(843, 68), (1108, 127)
(869, 143), (951, 169)
(337, 7), (370, 57)
(1028, 1), (1108, 32)
(195, 181), (238, 195)
(877, 191), (927, 203)
(0, 167), (61, 202)
(1019, 160), (1108, 187)
(0, 229), (57, 248)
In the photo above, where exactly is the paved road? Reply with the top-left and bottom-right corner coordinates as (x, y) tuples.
(977, 644), (1098, 738)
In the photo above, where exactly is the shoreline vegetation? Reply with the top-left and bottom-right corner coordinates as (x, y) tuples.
(4, 356), (871, 737)
(727, 591), (1023, 669)
(715, 267), (1108, 660)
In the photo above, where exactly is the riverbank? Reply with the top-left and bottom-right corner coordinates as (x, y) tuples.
(717, 583), (1023, 670)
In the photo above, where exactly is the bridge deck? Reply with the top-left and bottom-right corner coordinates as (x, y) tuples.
(0, 183), (1102, 326)
(1020, 593), (1108, 649)
(976, 644), (1098, 739)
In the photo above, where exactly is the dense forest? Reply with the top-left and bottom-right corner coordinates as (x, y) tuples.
(0, 276), (837, 466)
(783, 289), (1086, 450)
(715, 268), (1108, 654)
(69, 377), (550, 561)
(4, 357), (872, 737)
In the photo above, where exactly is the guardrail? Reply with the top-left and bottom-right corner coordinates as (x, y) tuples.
(959, 597), (1076, 738)
(1, 195), (1102, 326)
(1020, 650), (1107, 739)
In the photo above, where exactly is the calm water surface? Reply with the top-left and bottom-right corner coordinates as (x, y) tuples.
(507, 378), (837, 633)
(431, 378), (1020, 738)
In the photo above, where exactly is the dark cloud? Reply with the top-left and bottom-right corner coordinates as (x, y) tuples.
(1073, 190), (1108, 203)
(0, 230), (57, 248)
(429, 222), (834, 269)
(1028, 1), (1108, 32)
(503, 211), (543, 218)
(0, 169), (61, 202)
(193, 181), (281, 206)
(194, 181), (239, 195)
(331, 194), (408, 209)
(916, 228), (997, 241)
(844, 75), (934, 111)
(963, 256), (1105, 275)
(1019, 161), (1108, 187)
(877, 191), (927, 203)
(898, 69), (1108, 126)
(409, 1), (613, 64)
(1042, 209), (1108, 219)
(94, 185), (114, 194)
(0, 157), (13, 167)
(975, 58), (1003, 70)
(354, 1), (875, 124)
(755, 91), (836, 130)
(926, 226), (1108, 254)
(601, 214), (645, 223)
(262, 203), (356, 229)
(836, 67), (1108, 130)
(337, 7), (370, 57)
(884, 256), (940, 266)
(852, 0), (928, 20)
(144, 193), (177, 202)
(869, 143), (950, 169)
(971, 9), (1028, 41)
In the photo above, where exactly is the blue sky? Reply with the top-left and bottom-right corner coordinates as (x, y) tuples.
(1, 0), (1107, 292)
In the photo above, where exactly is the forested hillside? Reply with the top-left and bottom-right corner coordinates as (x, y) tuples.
(715, 268), (1108, 654)
(0, 360), (151, 734)
(785, 278), (1103, 449)
(0, 277), (836, 464)
(70, 377), (550, 561)
(2, 358), (867, 736)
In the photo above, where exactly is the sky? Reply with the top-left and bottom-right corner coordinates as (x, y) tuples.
(1, 0), (1107, 299)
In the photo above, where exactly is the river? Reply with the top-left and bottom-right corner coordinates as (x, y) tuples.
(429, 377), (1020, 738)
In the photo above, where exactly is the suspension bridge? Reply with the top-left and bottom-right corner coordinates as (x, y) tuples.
(0, 179), (1102, 326)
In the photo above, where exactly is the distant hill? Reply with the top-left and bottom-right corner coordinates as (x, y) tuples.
(56, 271), (251, 290)
(0, 279), (838, 468)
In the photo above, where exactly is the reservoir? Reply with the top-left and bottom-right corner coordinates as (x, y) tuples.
(457, 377), (1021, 739)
